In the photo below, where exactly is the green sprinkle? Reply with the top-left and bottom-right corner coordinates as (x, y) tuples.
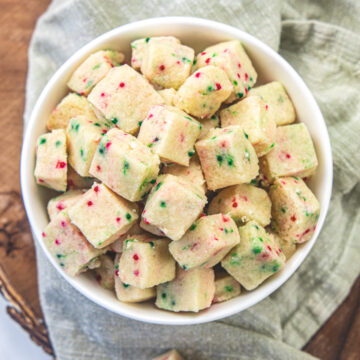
(85, 80), (94, 89)
(92, 63), (102, 70)
(123, 283), (130, 288)
(227, 154), (234, 167)
(138, 121), (143, 127)
(150, 179), (156, 184)
(193, 59), (197, 65)
(111, 117), (118, 125)
(148, 241), (154, 248)
(161, 292), (167, 299)
(160, 201), (166, 208)
(216, 155), (223, 165)
(252, 246), (262, 254)
(224, 285), (233, 292)
(211, 115), (217, 120)
(224, 228), (229, 234)
(212, 53), (216, 57)
(97, 241), (103, 246)
(272, 263), (280, 272)
(126, 213), (132, 221)
(245, 149), (250, 162)
(229, 253), (241, 266)
(123, 160), (130, 175)
(182, 57), (191, 63)
(243, 131), (249, 139)
(250, 76), (253, 82)
(115, 264), (119, 270)
(250, 179), (257, 185)
(233, 80), (238, 86)
(155, 182), (163, 191)
(259, 237), (264, 242)
(55, 140), (61, 147)
(281, 206), (287, 213)
(269, 143), (275, 149)
(70, 118), (80, 132)
(253, 224), (259, 230)
(190, 224), (197, 231)
(207, 85), (213, 92)
(80, 148), (85, 159)
(39, 137), (47, 145)
(188, 150), (195, 157)
(94, 122), (101, 127)
(182, 265), (188, 270)
(145, 37), (150, 43)
(237, 92), (244, 98)
(60, 262), (64, 267)
(211, 136), (217, 140)
(305, 211), (309, 217)
(98, 143), (106, 155)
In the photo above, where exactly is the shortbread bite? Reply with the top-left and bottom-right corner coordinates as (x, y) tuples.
(142, 174), (207, 241)
(195, 40), (257, 102)
(34, 129), (67, 192)
(119, 235), (175, 288)
(138, 105), (201, 166)
(42, 210), (104, 276)
(152, 350), (184, 360)
(162, 155), (206, 193)
(222, 221), (285, 290)
(156, 266), (215, 312)
(271, 232), (296, 260)
(220, 96), (276, 157)
(269, 177), (320, 243)
(169, 214), (239, 270)
(213, 273), (241, 303)
(110, 220), (145, 253)
(47, 189), (85, 221)
(67, 165), (95, 190)
(195, 126), (259, 190)
(198, 114), (220, 140)
(114, 254), (156, 302)
(157, 88), (177, 106)
(66, 116), (109, 177)
(47, 93), (98, 130)
(175, 66), (233, 119)
(88, 65), (164, 134)
(95, 254), (115, 290)
(260, 123), (318, 182)
(141, 38), (194, 89)
(131, 36), (180, 71)
(89, 128), (160, 201)
(208, 184), (271, 227)
(68, 183), (138, 248)
(249, 81), (296, 126)
(67, 50), (125, 96)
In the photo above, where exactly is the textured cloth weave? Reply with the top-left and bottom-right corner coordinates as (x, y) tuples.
(24, 0), (360, 359)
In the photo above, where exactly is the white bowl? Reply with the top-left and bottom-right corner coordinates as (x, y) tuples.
(21, 17), (333, 325)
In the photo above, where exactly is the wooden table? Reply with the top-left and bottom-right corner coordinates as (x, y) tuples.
(0, 1), (358, 358)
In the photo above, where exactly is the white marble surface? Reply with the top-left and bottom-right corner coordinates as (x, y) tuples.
(0, 296), (51, 360)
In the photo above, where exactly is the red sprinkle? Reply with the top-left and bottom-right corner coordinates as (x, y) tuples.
(144, 217), (150, 225)
(119, 82), (125, 88)
(219, 227), (224, 231)
(201, 52), (207, 56)
(280, 180), (286, 185)
(94, 185), (99, 193)
(180, 133), (185, 142)
(134, 270), (139, 276)
(176, 60), (180, 64)
(116, 217), (121, 223)
(56, 161), (66, 169)
(245, 73), (249, 81)
(205, 58), (211, 64)
(195, 72), (201, 78)
(105, 141), (112, 149)
(232, 202), (238, 208)
(222, 214), (230, 222)
(148, 113), (153, 119)
(200, 213), (206, 218)
(96, 165), (101, 171)
(133, 254), (139, 261)
(265, 104), (269, 110)
(245, 87), (248, 95)
(290, 215), (297, 222)
(237, 73), (241, 79)
(61, 221), (66, 227)
(221, 141), (227, 148)
(267, 245), (272, 252)
(241, 196), (248, 202)
(215, 83), (222, 90)
(115, 269), (119, 277)
(57, 203), (64, 211)
(87, 201), (93, 206)
(214, 236), (219, 241)
(286, 153), (291, 159)
(42, 232), (46, 237)
(159, 64), (165, 71)
(101, 92), (106, 97)
(238, 63), (242, 68)
(55, 239), (60, 245)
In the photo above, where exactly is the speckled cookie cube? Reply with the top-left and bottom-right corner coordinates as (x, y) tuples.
(118, 235), (175, 288)
(220, 96), (276, 156)
(208, 184), (271, 227)
(89, 128), (160, 201)
(67, 165), (95, 190)
(162, 154), (206, 193)
(169, 214), (239, 270)
(68, 183), (138, 248)
(222, 221), (286, 290)
(155, 266), (215, 312)
(198, 114), (220, 140)
(249, 81), (295, 126)
(175, 66), (233, 119)
(213, 273), (241, 303)
(88, 65), (164, 134)
(131, 36), (180, 71)
(47, 189), (85, 221)
(137, 105), (201, 166)
(142, 174), (207, 241)
(47, 93), (98, 130)
(157, 88), (177, 106)
(34, 129), (67, 192)
(195, 126), (259, 190)
(42, 210), (105, 276)
(271, 232), (297, 260)
(269, 177), (320, 243)
(67, 50), (124, 96)
(260, 123), (318, 182)
(114, 254), (156, 302)
(141, 38), (194, 89)
(152, 350), (184, 360)
(195, 40), (257, 102)
(95, 254), (115, 290)
(66, 116), (109, 177)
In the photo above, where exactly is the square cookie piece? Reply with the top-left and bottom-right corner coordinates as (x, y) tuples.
(88, 65), (164, 134)
(152, 350), (184, 360)
(67, 50), (124, 96)
(67, 165), (95, 190)
(222, 221), (286, 290)
(208, 184), (271, 227)
(142, 174), (207, 241)
(249, 81), (296, 126)
(47, 189), (85, 221)
(220, 96), (276, 157)
(94, 254), (115, 290)
(34, 129), (67, 192)
(169, 214), (240, 270)
(118, 235), (175, 289)
(68, 183), (138, 248)
(175, 66), (233, 119)
(89, 128), (160, 201)
(114, 253), (156, 302)
(42, 210), (104, 276)
(195, 126), (259, 190)
(131, 36), (180, 71)
(260, 123), (318, 182)
(156, 266), (215, 312)
(162, 154), (206, 194)
(137, 105), (201, 166)
(141, 38), (194, 89)
(66, 116), (109, 177)
(195, 40), (257, 101)
(213, 273), (241, 303)
(269, 177), (320, 243)
(47, 93), (98, 130)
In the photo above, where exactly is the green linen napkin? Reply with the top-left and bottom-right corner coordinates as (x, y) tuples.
(24, 0), (360, 359)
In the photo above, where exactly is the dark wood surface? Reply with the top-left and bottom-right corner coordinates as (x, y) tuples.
(0, 1), (358, 359)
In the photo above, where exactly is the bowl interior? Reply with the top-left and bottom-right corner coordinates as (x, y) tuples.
(21, 17), (332, 325)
